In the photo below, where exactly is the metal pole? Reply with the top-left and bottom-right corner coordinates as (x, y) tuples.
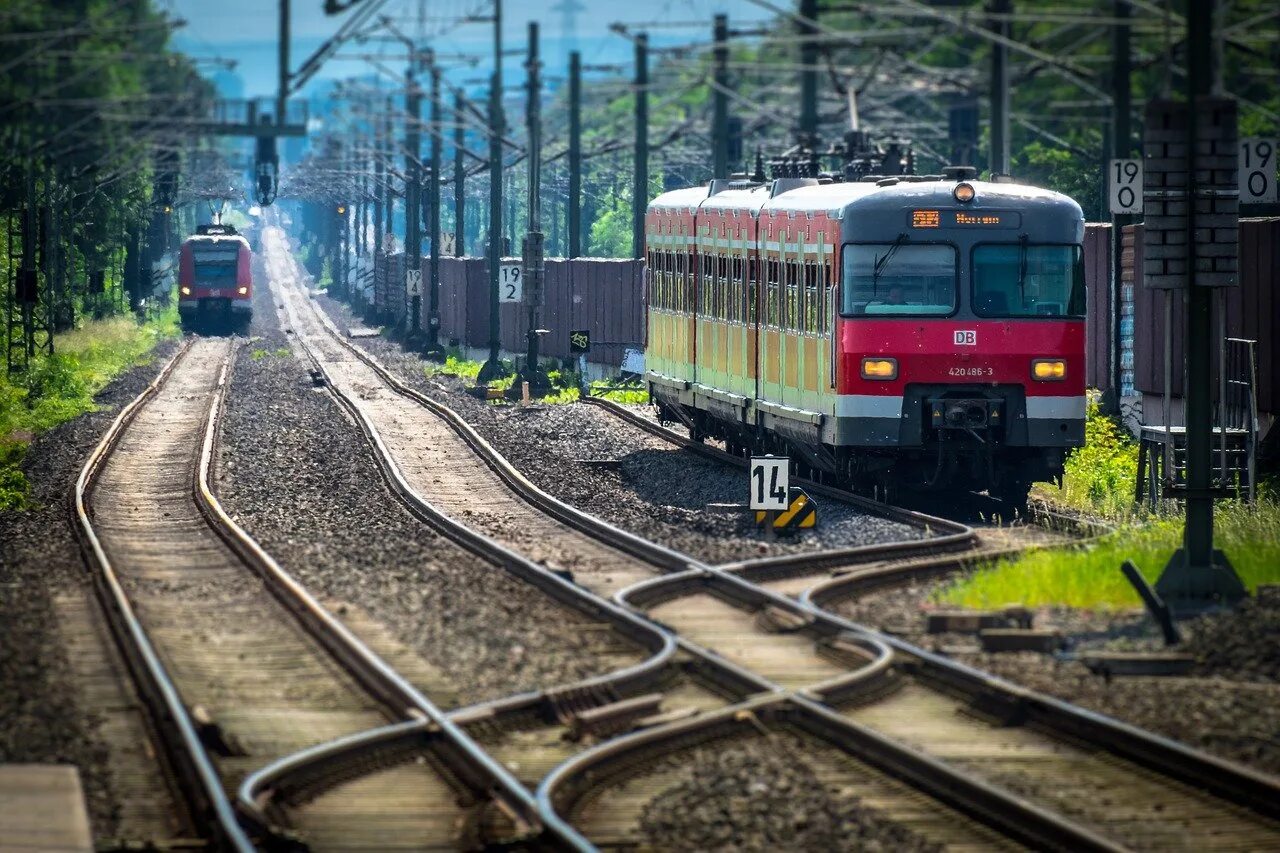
(454, 90), (466, 257)
(713, 14), (729, 178)
(523, 21), (546, 388)
(405, 50), (423, 339)
(568, 51), (582, 259)
(632, 32), (648, 260)
(1183, 1), (1214, 570)
(1154, 0), (1244, 611)
(427, 53), (442, 352)
(479, 0), (506, 381)
(797, 0), (817, 147)
(277, 0), (290, 124)
(1107, 0), (1132, 413)
(988, 0), (1011, 175)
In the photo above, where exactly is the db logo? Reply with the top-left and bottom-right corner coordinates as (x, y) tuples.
(954, 330), (977, 346)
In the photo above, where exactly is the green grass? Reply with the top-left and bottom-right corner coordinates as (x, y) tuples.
(0, 305), (180, 510)
(589, 379), (649, 405)
(936, 498), (1280, 610)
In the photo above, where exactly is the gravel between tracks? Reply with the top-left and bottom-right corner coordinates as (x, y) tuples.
(0, 336), (179, 838)
(216, 258), (639, 709)
(637, 735), (941, 852)
(315, 295), (928, 564)
(836, 578), (1280, 775)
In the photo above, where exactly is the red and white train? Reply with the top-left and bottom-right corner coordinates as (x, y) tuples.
(643, 169), (1086, 504)
(178, 223), (253, 328)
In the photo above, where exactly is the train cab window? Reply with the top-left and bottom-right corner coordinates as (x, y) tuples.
(972, 244), (1085, 318)
(842, 243), (957, 317)
(193, 245), (239, 285)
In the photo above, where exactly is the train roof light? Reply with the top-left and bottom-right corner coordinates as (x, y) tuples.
(953, 183), (976, 203)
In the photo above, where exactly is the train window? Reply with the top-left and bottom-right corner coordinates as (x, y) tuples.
(784, 262), (799, 330)
(765, 258), (780, 327)
(971, 244), (1086, 318)
(842, 243), (958, 317)
(803, 262), (819, 333)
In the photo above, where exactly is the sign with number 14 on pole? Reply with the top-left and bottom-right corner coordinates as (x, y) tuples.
(1109, 159), (1142, 215)
(749, 456), (789, 511)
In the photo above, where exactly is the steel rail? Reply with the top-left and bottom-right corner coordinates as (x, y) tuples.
(197, 342), (590, 849)
(276, 278), (1147, 851)
(585, 396), (1280, 820)
(71, 339), (254, 852)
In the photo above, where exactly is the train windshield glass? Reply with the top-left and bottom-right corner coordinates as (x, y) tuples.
(842, 243), (957, 317)
(972, 244), (1085, 318)
(193, 246), (239, 285)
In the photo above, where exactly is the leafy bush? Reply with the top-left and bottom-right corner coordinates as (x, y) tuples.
(1041, 401), (1139, 517)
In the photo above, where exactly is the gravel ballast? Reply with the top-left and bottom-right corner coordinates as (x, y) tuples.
(0, 336), (180, 838)
(637, 735), (942, 852)
(315, 295), (928, 565)
(836, 577), (1280, 775)
(215, 259), (641, 709)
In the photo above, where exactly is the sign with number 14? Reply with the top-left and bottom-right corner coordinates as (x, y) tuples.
(749, 456), (789, 511)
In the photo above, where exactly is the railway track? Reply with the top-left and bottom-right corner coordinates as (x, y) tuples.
(72, 335), (584, 850)
(265, 224), (1280, 851)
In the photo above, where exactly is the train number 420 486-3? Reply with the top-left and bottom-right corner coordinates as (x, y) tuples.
(948, 366), (994, 377)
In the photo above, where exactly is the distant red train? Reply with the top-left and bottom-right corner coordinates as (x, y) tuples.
(644, 168), (1086, 505)
(178, 223), (252, 328)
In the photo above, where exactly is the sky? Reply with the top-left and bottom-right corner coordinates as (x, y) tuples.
(163, 0), (777, 100)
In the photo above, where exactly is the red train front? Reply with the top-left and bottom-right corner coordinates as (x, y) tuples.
(645, 169), (1086, 505)
(178, 223), (253, 329)
(832, 175), (1085, 503)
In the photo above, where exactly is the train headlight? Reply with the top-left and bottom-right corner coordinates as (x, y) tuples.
(861, 357), (898, 380)
(180, 286), (191, 296)
(953, 182), (976, 203)
(1032, 359), (1066, 380)
(238, 286), (248, 295)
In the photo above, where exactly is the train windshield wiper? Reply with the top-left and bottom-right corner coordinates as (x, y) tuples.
(872, 234), (908, 294)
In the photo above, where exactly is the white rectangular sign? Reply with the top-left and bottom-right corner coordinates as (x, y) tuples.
(1109, 158), (1143, 214)
(499, 263), (523, 303)
(1240, 138), (1277, 204)
(405, 269), (423, 297)
(749, 456), (789, 511)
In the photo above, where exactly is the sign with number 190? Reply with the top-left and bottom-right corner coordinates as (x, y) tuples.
(1240, 139), (1277, 205)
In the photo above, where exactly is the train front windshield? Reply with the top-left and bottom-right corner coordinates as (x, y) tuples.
(842, 243), (957, 317)
(193, 246), (239, 286)
(972, 244), (1085, 318)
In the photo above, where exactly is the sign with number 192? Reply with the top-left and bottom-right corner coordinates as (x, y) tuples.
(749, 456), (789, 511)
(499, 264), (522, 303)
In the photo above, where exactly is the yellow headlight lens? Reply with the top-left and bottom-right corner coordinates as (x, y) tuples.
(180, 286), (191, 296)
(953, 182), (976, 203)
(1032, 359), (1066, 380)
(861, 357), (898, 380)
(238, 286), (248, 295)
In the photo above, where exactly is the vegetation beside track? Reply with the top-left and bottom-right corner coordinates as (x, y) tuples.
(938, 499), (1280, 610)
(941, 400), (1278, 609)
(0, 306), (180, 510)
(421, 352), (648, 405)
